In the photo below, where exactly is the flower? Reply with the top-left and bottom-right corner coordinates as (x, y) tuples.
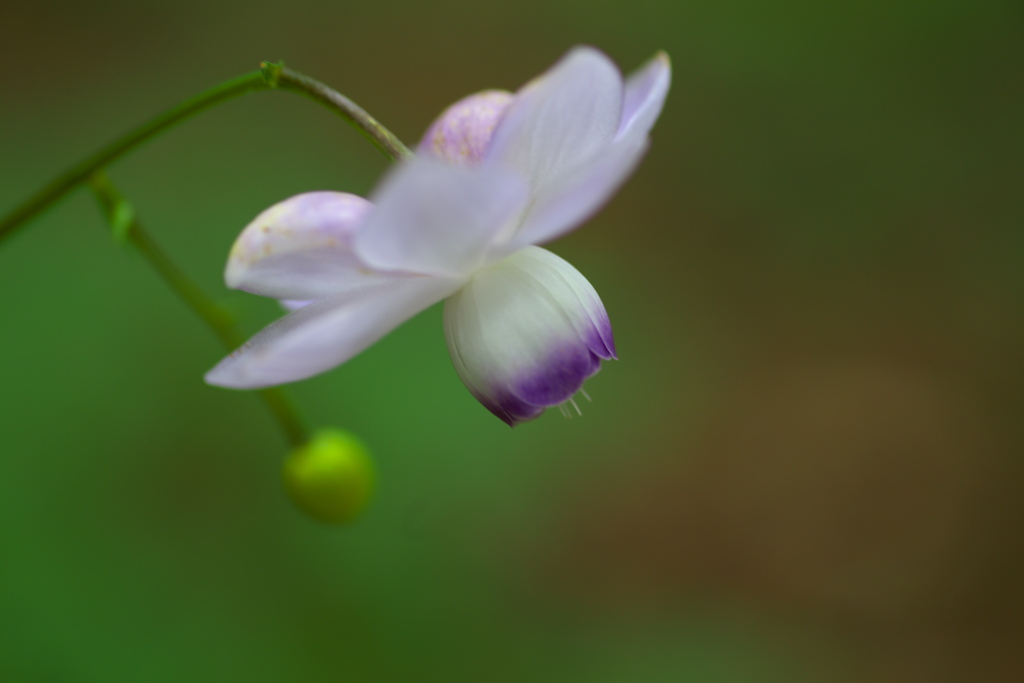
(205, 46), (670, 425)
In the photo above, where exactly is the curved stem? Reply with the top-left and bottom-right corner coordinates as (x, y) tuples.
(0, 62), (412, 246)
(1, 71), (265, 245)
(272, 65), (414, 163)
(90, 172), (309, 448)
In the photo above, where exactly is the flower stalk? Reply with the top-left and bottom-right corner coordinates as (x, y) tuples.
(0, 62), (411, 246)
(89, 171), (309, 448)
(267, 64), (414, 163)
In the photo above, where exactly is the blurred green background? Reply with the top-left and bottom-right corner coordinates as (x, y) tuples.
(1, 0), (1022, 680)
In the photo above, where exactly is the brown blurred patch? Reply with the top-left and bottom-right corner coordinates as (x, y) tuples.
(520, 359), (1023, 680)
(0, 1), (184, 98)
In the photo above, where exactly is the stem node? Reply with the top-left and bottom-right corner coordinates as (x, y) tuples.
(260, 61), (284, 88)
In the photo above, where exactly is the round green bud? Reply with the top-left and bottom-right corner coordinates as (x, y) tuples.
(283, 429), (375, 523)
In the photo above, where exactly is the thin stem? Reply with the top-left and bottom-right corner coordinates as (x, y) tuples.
(2, 72), (266, 244)
(271, 65), (414, 163)
(256, 389), (309, 450)
(0, 62), (412, 246)
(90, 172), (309, 448)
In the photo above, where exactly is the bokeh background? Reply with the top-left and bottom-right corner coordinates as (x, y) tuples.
(1, 0), (1022, 680)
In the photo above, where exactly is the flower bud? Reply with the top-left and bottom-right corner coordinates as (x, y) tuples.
(419, 90), (514, 165)
(443, 246), (615, 426)
(282, 429), (375, 523)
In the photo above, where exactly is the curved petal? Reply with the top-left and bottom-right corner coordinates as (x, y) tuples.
(444, 247), (614, 426)
(417, 90), (515, 165)
(617, 51), (671, 142)
(501, 247), (616, 359)
(353, 158), (529, 278)
(205, 276), (463, 389)
(226, 192), (394, 300)
(484, 47), (624, 191)
(506, 135), (649, 250)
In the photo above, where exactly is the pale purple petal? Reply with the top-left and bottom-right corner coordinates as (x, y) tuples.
(205, 276), (464, 389)
(418, 90), (514, 165)
(617, 51), (671, 142)
(280, 299), (313, 311)
(484, 47), (624, 191)
(505, 135), (649, 251)
(353, 157), (529, 278)
(225, 192), (395, 300)
(443, 247), (614, 426)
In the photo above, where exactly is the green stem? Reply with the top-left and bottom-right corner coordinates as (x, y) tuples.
(0, 62), (412, 246)
(271, 65), (414, 163)
(90, 172), (309, 448)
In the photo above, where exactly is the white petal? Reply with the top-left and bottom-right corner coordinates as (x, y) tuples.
(353, 158), (529, 278)
(506, 135), (649, 250)
(617, 51), (671, 142)
(484, 47), (624, 191)
(444, 247), (614, 426)
(499, 246), (616, 359)
(225, 192), (394, 300)
(206, 276), (463, 389)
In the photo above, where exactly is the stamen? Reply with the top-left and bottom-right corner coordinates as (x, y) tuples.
(569, 397), (582, 416)
(580, 388), (592, 402)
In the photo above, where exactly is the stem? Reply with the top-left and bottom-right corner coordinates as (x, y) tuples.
(90, 172), (309, 448)
(272, 66), (414, 163)
(0, 62), (412, 246)
(2, 72), (265, 244)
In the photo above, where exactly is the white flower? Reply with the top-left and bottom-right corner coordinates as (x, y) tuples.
(205, 47), (670, 425)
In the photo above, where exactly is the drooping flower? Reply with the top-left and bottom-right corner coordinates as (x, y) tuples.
(205, 47), (670, 425)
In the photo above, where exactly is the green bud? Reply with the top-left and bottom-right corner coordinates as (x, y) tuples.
(283, 429), (375, 523)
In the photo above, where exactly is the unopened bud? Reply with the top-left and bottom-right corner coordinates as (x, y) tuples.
(419, 90), (514, 165)
(283, 429), (375, 523)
